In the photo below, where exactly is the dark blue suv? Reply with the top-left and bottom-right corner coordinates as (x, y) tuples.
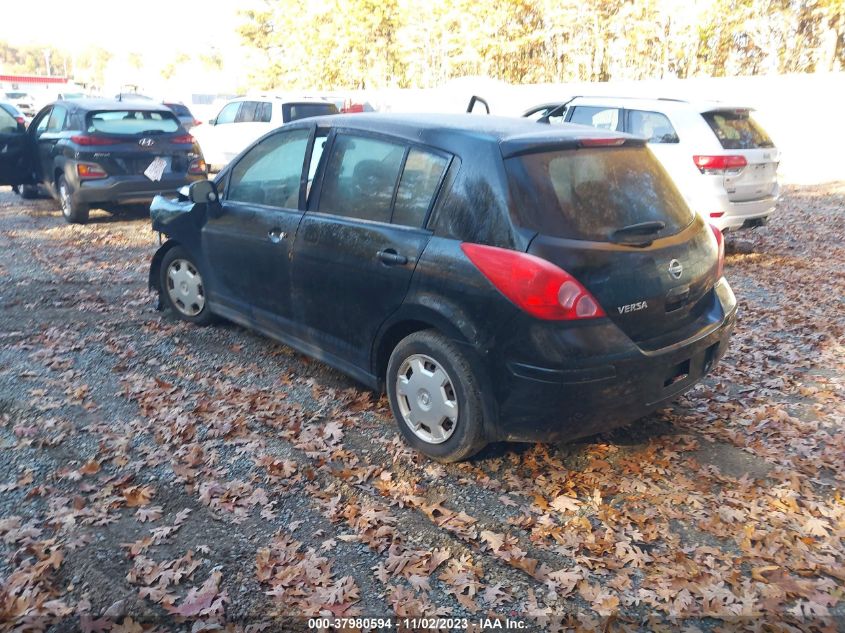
(147, 113), (736, 462)
(0, 99), (206, 223)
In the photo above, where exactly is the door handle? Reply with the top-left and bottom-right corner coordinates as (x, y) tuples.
(377, 249), (408, 266)
(268, 228), (287, 243)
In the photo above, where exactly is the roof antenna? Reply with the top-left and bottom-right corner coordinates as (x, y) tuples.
(466, 95), (490, 114)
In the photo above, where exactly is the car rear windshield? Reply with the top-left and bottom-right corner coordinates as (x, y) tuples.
(701, 110), (774, 149)
(86, 110), (181, 135)
(505, 146), (693, 242)
(283, 103), (338, 122)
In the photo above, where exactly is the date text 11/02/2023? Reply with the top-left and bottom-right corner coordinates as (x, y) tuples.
(307, 617), (527, 630)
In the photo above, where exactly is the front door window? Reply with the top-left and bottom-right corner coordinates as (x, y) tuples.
(227, 128), (311, 209)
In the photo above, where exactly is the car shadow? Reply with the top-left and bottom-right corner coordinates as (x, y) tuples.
(473, 411), (678, 463)
(91, 204), (151, 223)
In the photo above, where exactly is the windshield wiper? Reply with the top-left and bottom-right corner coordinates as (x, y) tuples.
(609, 221), (666, 246)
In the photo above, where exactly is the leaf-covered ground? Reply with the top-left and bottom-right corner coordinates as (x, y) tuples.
(0, 184), (842, 632)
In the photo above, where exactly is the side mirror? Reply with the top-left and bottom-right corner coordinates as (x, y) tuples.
(207, 118), (216, 126)
(188, 179), (219, 204)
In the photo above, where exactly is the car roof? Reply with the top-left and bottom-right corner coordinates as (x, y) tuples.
(562, 96), (756, 114)
(302, 112), (644, 156)
(49, 98), (174, 112)
(229, 94), (334, 105)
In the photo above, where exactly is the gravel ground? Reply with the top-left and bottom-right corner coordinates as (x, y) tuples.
(0, 184), (843, 633)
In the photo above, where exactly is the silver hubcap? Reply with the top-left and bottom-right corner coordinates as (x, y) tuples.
(396, 354), (459, 444)
(166, 259), (205, 316)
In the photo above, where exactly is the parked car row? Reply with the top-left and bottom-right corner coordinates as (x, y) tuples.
(0, 93), (344, 224)
(0, 93), (768, 462)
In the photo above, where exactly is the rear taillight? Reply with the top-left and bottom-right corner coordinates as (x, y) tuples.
(460, 243), (605, 320)
(711, 224), (725, 278)
(693, 155), (747, 174)
(709, 212), (725, 218)
(77, 162), (108, 179)
(188, 158), (207, 175)
(171, 134), (194, 144)
(71, 135), (121, 146)
(15, 116), (25, 126)
(192, 119), (202, 127)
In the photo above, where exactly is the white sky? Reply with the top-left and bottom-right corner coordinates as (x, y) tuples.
(0, 0), (260, 57)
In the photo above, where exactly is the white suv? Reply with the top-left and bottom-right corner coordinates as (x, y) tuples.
(524, 97), (780, 232)
(192, 96), (338, 171)
(2, 91), (36, 118)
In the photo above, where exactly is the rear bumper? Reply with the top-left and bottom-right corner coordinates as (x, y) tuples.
(710, 195), (778, 232)
(688, 181), (779, 232)
(490, 279), (737, 443)
(74, 174), (204, 206)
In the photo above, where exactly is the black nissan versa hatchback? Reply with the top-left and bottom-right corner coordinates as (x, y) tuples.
(147, 113), (736, 462)
(0, 99), (206, 224)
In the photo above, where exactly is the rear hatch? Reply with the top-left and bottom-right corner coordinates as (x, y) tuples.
(700, 108), (778, 202)
(505, 143), (721, 346)
(78, 109), (200, 176)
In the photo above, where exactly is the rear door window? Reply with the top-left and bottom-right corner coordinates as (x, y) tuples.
(701, 111), (774, 149)
(256, 102), (272, 123)
(392, 148), (449, 227)
(317, 134), (404, 223)
(506, 146), (693, 242)
(227, 128), (310, 209)
(568, 106), (622, 131)
(283, 102), (339, 123)
(86, 110), (180, 135)
(235, 101), (259, 123)
(306, 131), (329, 204)
(628, 110), (679, 143)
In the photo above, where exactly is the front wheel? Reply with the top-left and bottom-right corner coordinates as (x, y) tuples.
(58, 176), (89, 224)
(158, 246), (214, 325)
(386, 330), (487, 463)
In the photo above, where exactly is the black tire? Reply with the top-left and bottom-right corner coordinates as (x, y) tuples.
(158, 246), (215, 326)
(386, 330), (487, 463)
(57, 175), (89, 224)
(18, 184), (39, 199)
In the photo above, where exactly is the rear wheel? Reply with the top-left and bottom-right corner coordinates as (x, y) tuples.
(159, 246), (214, 326)
(58, 176), (89, 224)
(387, 330), (487, 463)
